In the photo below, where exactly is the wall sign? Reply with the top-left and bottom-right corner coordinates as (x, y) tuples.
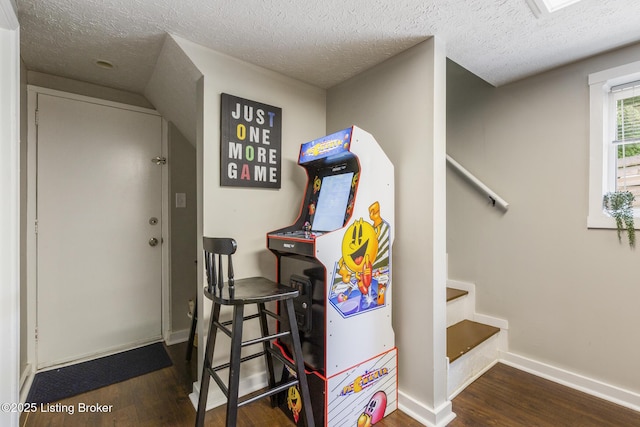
(220, 93), (282, 188)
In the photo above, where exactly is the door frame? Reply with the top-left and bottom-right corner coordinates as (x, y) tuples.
(1, 0), (21, 421)
(25, 86), (170, 375)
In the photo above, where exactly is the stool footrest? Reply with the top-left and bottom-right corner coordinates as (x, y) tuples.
(237, 378), (300, 408)
(206, 354), (302, 408)
(207, 350), (271, 399)
(268, 346), (301, 374)
(261, 307), (285, 323)
(210, 350), (266, 375)
(241, 330), (290, 348)
(220, 313), (260, 328)
(215, 313), (261, 338)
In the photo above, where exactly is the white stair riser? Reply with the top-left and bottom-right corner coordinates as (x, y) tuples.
(447, 295), (472, 327)
(448, 331), (503, 399)
(446, 279), (509, 399)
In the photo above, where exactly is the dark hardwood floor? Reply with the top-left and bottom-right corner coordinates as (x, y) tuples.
(448, 363), (640, 427)
(20, 342), (640, 426)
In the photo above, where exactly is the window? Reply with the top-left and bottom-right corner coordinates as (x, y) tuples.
(588, 61), (640, 228)
(612, 83), (640, 209)
(526, 0), (585, 17)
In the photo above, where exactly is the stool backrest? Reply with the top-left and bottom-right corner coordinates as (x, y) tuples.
(203, 237), (237, 296)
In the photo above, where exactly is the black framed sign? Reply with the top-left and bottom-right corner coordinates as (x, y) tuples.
(220, 93), (282, 188)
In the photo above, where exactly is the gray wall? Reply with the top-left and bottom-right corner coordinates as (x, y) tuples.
(145, 35), (201, 149)
(168, 122), (197, 333)
(174, 35), (328, 389)
(327, 38), (451, 423)
(143, 34), (202, 336)
(178, 36), (454, 421)
(447, 43), (640, 394)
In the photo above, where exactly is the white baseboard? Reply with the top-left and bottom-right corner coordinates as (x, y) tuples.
(472, 312), (508, 330)
(446, 279), (475, 293)
(19, 364), (35, 403)
(19, 363), (31, 389)
(398, 389), (456, 427)
(189, 371), (268, 411)
(165, 328), (190, 346)
(501, 352), (640, 413)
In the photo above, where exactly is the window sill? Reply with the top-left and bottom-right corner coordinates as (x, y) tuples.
(588, 213), (640, 230)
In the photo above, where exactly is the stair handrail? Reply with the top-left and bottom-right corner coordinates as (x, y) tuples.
(446, 154), (509, 211)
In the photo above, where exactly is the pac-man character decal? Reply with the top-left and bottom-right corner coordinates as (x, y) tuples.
(287, 385), (303, 423)
(329, 201), (390, 318)
(357, 391), (387, 427)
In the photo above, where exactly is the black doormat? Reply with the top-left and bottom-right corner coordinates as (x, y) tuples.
(26, 342), (173, 404)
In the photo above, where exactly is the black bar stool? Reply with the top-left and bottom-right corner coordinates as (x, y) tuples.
(195, 237), (314, 427)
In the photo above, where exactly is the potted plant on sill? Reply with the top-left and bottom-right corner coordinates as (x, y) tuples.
(603, 191), (636, 248)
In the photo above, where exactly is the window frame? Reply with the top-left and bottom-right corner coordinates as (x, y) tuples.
(588, 61), (640, 229)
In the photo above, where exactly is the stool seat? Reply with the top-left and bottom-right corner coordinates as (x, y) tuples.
(195, 237), (314, 427)
(205, 276), (298, 305)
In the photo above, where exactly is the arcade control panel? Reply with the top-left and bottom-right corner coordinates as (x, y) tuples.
(268, 230), (321, 256)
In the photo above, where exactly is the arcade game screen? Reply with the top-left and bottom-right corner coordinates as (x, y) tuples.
(311, 172), (354, 232)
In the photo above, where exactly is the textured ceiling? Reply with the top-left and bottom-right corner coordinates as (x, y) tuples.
(16, 0), (640, 93)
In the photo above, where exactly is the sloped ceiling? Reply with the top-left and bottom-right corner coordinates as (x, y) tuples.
(143, 35), (201, 145)
(17, 0), (640, 95)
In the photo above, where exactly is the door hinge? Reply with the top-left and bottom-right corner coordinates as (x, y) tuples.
(35, 219), (38, 234)
(35, 109), (39, 126)
(151, 156), (167, 165)
(35, 327), (38, 341)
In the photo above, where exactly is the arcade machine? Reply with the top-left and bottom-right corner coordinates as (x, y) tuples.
(267, 126), (396, 426)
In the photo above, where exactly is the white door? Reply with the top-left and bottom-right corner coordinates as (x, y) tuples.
(36, 92), (163, 368)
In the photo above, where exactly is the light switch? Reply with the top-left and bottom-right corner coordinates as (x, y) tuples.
(175, 192), (186, 208)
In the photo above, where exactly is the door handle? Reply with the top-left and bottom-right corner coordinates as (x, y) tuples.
(149, 237), (159, 247)
(151, 156), (167, 165)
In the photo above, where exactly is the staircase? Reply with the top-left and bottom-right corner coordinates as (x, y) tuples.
(446, 279), (508, 398)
